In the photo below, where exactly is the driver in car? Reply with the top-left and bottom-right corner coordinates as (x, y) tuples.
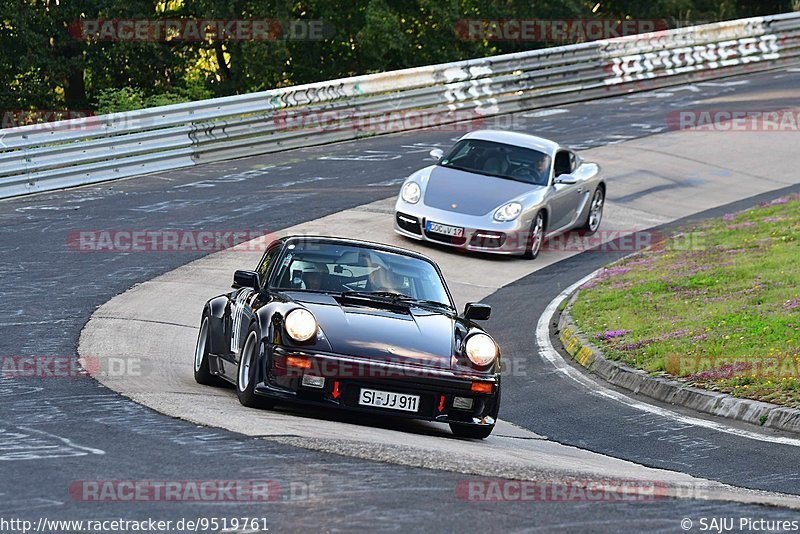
(291, 262), (328, 290)
(532, 155), (550, 185)
(303, 264), (328, 290)
(508, 153), (550, 185)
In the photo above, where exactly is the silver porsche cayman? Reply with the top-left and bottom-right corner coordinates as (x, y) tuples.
(394, 130), (605, 258)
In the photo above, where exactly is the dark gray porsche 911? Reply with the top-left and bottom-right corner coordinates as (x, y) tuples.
(193, 236), (501, 439)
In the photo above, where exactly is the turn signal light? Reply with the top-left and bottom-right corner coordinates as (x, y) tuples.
(286, 356), (311, 369)
(471, 382), (493, 394)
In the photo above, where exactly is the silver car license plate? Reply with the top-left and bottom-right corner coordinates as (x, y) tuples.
(426, 221), (464, 237)
(359, 388), (420, 412)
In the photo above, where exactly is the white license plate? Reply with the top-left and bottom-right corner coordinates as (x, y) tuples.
(358, 388), (420, 412)
(426, 221), (464, 237)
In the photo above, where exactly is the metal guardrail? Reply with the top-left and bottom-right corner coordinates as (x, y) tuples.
(1, 12), (799, 199)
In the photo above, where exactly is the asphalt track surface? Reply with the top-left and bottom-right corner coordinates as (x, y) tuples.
(3, 68), (800, 531)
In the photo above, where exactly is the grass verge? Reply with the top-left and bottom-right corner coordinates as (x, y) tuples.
(570, 193), (800, 408)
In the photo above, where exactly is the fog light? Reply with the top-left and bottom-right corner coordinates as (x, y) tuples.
(453, 396), (474, 410)
(301, 375), (325, 388)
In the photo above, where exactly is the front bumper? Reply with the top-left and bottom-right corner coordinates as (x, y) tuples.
(394, 201), (532, 256)
(256, 346), (500, 427)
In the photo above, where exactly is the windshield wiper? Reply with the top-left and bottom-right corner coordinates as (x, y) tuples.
(439, 162), (473, 173)
(410, 299), (455, 311)
(340, 291), (453, 311)
(341, 290), (410, 301)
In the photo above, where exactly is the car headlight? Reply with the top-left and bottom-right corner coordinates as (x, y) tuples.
(464, 333), (498, 366)
(401, 182), (421, 204)
(285, 309), (317, 342)
(493, 202), (522, 222)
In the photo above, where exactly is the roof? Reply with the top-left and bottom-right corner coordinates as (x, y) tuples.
(282, 235), (438, 264)
(460, 129), (561, 154)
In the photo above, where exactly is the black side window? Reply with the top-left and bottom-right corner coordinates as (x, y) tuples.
(554, 151), (572, 177)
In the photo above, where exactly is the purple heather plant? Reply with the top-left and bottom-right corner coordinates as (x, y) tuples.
(757, 194), (799, 208)
(594, 329), (631, 341)
(661, 329), (690, 340)
(605, 266), (633, 277)
(619, 339), (652, 351)
(617, 329), (691, 351)
(726, 222), (757, 230)
(626, 257), (657, 267)
(687, 362), (752, 381)
(765, 197), (789, 206)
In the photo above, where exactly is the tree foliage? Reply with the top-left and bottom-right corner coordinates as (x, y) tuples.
(0, 0), (794, 116)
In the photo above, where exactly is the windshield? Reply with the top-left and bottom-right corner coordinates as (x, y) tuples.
(271, 240), (453, 307)
(439, 139), (551, 185)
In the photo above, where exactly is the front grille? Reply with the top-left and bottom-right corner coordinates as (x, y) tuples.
(396, 212), (422, 235)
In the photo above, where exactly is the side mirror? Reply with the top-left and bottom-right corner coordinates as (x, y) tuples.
(463, 302), (491, 321)
(429, 148), (444, 160)
(233, 270), (260, 290)
(554, 175), (577, 185)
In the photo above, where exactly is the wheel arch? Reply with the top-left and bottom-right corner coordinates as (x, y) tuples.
(596, 181), (606, 195)
(537, 207), (549, 230)
(205, 295), (229, 355)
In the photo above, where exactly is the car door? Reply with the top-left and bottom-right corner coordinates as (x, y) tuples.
(547, 150), (582, 233)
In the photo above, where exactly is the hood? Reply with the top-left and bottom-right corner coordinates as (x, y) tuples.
(423, 165), (538, 216)
(287, 292), (455, 367)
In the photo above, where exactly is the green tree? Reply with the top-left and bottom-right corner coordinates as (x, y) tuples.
(1, 0), (793, 116)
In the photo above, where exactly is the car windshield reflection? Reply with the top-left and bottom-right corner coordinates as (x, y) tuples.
(271, 240), (453, 308)
(439, 139), (551, 186)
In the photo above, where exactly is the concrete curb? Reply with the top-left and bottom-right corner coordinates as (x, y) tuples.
(556, 290), (800, 435)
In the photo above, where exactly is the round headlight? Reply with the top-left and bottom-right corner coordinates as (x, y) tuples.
(401, 182), (421, 204)
(493, 202), (522, 222)
(285, 309), (317, 342)
(464, 333), (498, 367)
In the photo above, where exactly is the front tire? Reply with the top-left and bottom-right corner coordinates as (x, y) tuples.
(581, 187), (604, 234)
(236, 326), (276, 409)
(194, 315), (227, 387)
(449, 423), (494, 439)
(522, 211), (545, 259)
